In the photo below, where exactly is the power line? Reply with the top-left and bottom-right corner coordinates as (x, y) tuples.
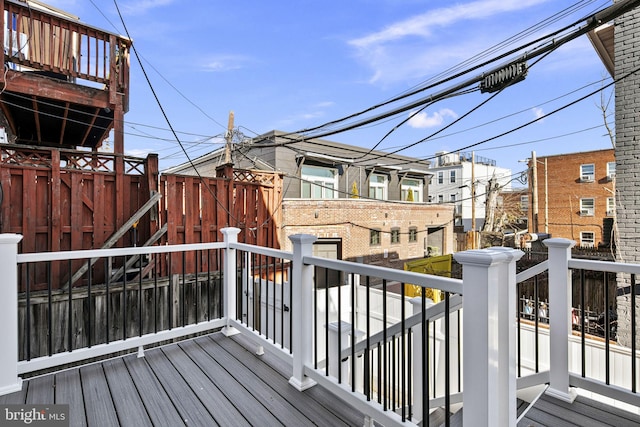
(112, 0), (240, 224)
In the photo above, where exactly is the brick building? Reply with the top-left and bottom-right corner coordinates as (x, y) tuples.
(526, 149), (615, 247)
(279, 199), (454, 272)
(166, 130), (455, 277)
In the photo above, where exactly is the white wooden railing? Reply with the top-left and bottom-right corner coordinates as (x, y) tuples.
(1, 230), (640, 426)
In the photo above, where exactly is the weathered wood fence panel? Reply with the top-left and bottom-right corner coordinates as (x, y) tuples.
(18, 271), (222, 361)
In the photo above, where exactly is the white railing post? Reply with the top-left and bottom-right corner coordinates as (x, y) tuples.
(289, 233), (317, 391)
(454, 247), (523, 427)
(543, 237), (577, 403)
(221, 227), (241, 337)
(0, 234), (23, 396)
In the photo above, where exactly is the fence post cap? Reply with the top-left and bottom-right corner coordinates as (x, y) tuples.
(289, 234), (317, 245)
(453, 248), (513, 267)
(0, 234), (23, 244)
(543, 238), (575, 249)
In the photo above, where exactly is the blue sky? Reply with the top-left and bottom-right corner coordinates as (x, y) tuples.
(46, 0), (615, 181)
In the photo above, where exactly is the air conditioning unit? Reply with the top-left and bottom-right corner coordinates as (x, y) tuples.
(580, 209), (593, 216)
(580, 175), (594, 182)
(606, 209), (614, 216)
(608, 173), (616, 180)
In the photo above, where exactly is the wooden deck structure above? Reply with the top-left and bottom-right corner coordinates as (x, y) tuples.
(0, 0), (131, 152)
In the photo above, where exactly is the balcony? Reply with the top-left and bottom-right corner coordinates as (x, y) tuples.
(1, 0), (131, 151)
(0, 232), (639, 426)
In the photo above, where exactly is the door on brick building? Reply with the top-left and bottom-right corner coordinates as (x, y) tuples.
(313, 238), (343, 288)
(426, 227), (444, 257)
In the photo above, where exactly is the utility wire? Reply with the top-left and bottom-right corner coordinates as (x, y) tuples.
(112, 0), (240, 223)
(272, 0), (638, 146)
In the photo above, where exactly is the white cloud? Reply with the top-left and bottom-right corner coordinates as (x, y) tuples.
(200, 55), (252, 72)
(532, 107), (545, 121)
(126, 148), (154, 158)
(350, 0), (547, 49)
(121, 0), (175, 15)
(348, 0), (550, 84)
(408, 108), (458, 128)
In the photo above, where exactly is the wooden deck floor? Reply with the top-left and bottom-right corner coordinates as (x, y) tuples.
(2, 331), (640, 426)
(0, 332), (366, 427)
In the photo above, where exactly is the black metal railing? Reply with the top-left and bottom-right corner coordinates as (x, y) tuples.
(19, 247), (223, 362)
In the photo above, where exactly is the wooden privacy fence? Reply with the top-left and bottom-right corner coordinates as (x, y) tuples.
(1, 146), (283, 291)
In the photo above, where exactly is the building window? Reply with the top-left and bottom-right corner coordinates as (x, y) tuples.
(580, 198), (595, 216)
(401, 178), (423, 202)
(370, 229), (381, 246)
(607, 197), (615, 216)
(301, 165), (338, 199)
(437, 171), (444, 184)
(450, 194), (456, 202)
(409, 227), (417, 243)
(369, 173), (388, 200)
(580, 231), (595, 247)
(391, 228), (400, 244)
(438, 194), (444, 203)
(607, 162), (616, 180)
(580, 164), (595, 182)
(449, 170), (456, 183)
(520, 195), (529, 211)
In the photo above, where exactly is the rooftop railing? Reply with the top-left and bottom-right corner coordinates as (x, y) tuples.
(1, 231), (639, 426)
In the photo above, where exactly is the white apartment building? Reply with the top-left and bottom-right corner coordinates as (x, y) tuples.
(429, 151), (513, 231)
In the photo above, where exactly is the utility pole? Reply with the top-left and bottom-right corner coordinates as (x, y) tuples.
(471, 151), (476, 231)
(224, 110), (234, 164)
(531, 150), (539, 233)
(544, 157), (548, 234)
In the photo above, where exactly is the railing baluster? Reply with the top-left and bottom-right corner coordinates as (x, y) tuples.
(325, 267), (330, 376)
(154, 255), (158, 333)
(139, 253), (143, 335)
(422, 293), (429, 426)
(604, 271), (610, 385)
(68, 260), (73, 351)
(534, 275), (540, 373)
(382, 278), (387, 412)
(350, 273), (356, 393)
(581, 269), (586, 378)
(26, 263), (31, 360)
(401, 281), (406, 421)
(632, 273), (637, 394)
(337, 267), (342, 384)
(365, 275), (371, 402)
(280, 257), (284, 349)
(123, 256), (128, 339)
(87, 260), (92, 348)
(167, 253), (172, 330)
(181, 251), (186, 327)
(445, 291), (450, 427)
